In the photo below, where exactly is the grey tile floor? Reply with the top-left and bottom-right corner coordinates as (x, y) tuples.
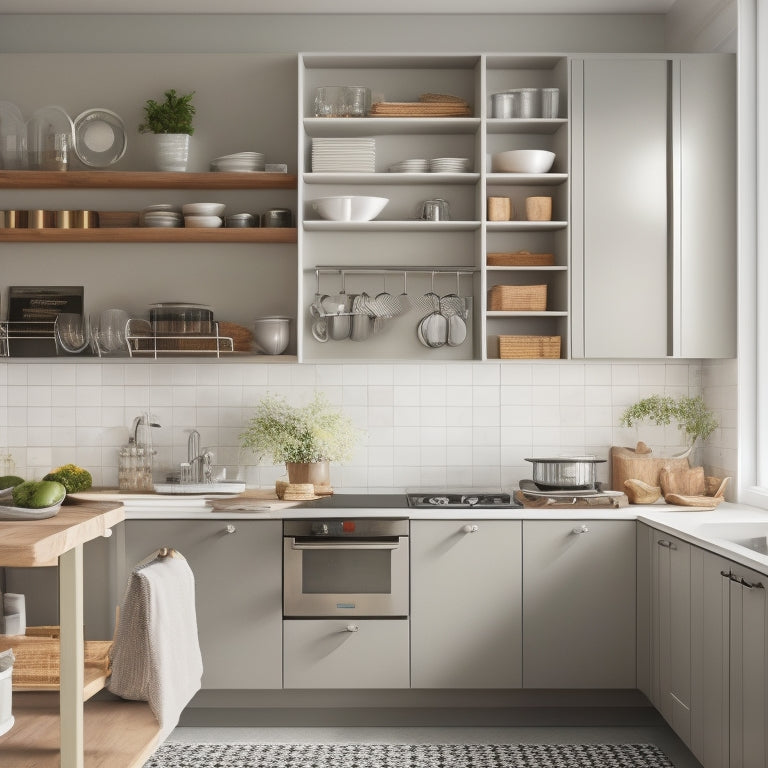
(168, 722), (702, 768)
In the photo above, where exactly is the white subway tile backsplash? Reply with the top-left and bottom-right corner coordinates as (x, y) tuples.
(0, 359), (735, 492)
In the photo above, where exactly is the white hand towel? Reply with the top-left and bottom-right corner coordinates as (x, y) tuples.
(108, 549), (203, 741)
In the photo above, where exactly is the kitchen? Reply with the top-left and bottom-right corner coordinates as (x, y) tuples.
(0, 1), (763, 767)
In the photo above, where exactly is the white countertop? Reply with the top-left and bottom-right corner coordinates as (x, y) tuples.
(118, 492), (768, 577)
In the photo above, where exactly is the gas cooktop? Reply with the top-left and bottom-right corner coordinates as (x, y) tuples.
(406, 490), (520, 509)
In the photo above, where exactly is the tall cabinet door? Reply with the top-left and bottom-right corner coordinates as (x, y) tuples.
(410, 520), (522, 688)
(122, 519), (283, 690)
(651, 530), (692, 747)
(522, 520), (636, 688)
(571, 57), (669, 358)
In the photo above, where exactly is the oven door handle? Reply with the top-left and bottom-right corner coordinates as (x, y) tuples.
(289, 539), (400, 551)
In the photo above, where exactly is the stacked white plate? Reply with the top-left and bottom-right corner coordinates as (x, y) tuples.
(182, 202), (225, 228)
(140, 204), (183, 228)
(429, 157), (471, 173)
(312, 137), (375, 172)
(389, 158), (429, 173)
(210, 151), (265, 172)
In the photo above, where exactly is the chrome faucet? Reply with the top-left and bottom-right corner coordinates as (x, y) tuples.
(187, 430), (214, 484)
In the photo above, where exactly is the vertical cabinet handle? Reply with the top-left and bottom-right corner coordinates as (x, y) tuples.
(572, 525), (590, 535)
(462, 524), (479, 534)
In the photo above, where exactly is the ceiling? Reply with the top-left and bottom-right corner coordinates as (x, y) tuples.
(0, 0), (678, 15)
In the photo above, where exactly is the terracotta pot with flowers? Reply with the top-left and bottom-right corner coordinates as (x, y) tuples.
(240, 392), (361, 492)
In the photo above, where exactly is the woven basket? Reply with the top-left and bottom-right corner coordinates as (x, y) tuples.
(487, 251), (555, 267)
(0, 627), (112, 689)
(499, 335), (561, 359)
(488, 284), (547, 311)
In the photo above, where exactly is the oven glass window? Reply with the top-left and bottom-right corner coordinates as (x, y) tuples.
(302, 548), (392, 594)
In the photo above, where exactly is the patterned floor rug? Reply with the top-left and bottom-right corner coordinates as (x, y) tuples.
(143, 743), (675, 767)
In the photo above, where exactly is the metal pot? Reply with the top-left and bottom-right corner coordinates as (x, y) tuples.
(525, 456), (606, 491)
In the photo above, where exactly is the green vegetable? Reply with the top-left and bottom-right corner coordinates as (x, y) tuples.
(0, 475), (24, 490)
(43, 464), (93, 494)
(11, 480), (66, 509)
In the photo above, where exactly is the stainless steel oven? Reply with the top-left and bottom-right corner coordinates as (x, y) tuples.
(283, 518), (409, 617)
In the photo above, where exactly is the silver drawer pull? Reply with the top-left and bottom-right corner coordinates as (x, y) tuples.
(462, 524), (479, 534)
(226, 524), (236, 534)
(345, 624), (359, 633)
(572, 525), (590, 534)
(291, 539), (398, 551)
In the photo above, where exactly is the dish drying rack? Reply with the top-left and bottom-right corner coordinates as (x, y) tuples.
(124, 319), (238, 358)
(0, 320), (57, 357)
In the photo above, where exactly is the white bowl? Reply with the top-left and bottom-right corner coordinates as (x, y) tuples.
(182, 202), (226, 217)
(252, 316), (291, 355)
(184, 215), (223, 228)
(491, 150), (555, 174)
(311, 196), (389, 222)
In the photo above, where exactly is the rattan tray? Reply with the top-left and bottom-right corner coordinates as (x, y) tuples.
(499, 335), (561, 359)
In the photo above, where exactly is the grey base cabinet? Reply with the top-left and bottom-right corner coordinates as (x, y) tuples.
(122, 519), (283, 690)
(522, 520), (636, 688)
(283, 619), (410, 689)
(410, 520), (522, 689)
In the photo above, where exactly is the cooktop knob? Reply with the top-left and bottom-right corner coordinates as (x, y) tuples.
(465, 496), (480, 506)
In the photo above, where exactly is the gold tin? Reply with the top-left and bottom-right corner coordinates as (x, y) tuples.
(28, 209), (47, 229)
(5, 210), (28, 228)
(55, 210), (73, 229)
(73, 210), (98, 228)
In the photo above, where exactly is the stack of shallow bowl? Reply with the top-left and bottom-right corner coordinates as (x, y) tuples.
(429, 157), (471, 173)
(140, 204), (183, 228)
(389, 158), (429, 173)
(182, 203), (225, 228)
(210, 152), (265, 172)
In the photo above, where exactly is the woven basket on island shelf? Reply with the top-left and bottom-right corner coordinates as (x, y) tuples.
(499, 335), (561, 359)
(0, 626), (112, 689)
(488, 284), (547, 312)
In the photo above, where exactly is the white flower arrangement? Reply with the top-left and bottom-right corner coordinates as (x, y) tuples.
(240, 392), (361, 464)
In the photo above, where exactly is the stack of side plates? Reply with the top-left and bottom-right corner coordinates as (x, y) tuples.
(429, 157), (471, 173)
(210, 151), (265, 172)
(140, 204), (183, 228)
(389, 158), (429, 173)
(311, 137), (375, 172)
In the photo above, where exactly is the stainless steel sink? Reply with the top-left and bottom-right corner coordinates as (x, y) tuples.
(698, 522), (768, 555)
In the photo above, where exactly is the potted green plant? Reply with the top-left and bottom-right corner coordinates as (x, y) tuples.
(138, 88), (196, 172)
(619, 394), (718, 456)
(240, 392), (362, 487)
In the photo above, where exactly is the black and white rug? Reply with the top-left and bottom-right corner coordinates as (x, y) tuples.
(143, 743), (675, 767)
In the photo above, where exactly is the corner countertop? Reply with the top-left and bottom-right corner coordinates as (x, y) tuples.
(109, 488), (768, 578)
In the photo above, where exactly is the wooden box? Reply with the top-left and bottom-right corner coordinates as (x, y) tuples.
(488, 284), (547, 311)
(499, 335), (561, 359)
(486, 251), (555, 267)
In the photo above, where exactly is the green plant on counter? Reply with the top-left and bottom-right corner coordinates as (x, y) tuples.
(138, 88), (196, 135)
(619, 394), (718, 450)
(240, 392), (362, 464)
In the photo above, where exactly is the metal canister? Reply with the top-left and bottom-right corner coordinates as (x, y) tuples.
(73, 210), (98, 228)
(261, 208), (293, 228)
(4, 210), (27, 228)
(27, 209), (47, 229)
(55, 210), (72, 229)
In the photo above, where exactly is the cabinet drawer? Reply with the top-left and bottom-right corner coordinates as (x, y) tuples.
(283, 619), (409, 689)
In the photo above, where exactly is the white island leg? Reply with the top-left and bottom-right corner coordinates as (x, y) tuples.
(59, 544), (85, 768)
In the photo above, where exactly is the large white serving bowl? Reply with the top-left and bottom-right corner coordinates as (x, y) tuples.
(491, 149), (556, 173)
(311, 196), (389, 222)
(252, 316), (291, 355)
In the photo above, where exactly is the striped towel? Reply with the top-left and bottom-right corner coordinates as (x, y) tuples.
(108, 549), (203, 741)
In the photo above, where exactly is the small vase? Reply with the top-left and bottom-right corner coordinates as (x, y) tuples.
(152, 133), (190, 172)
(286, 461), (330, 488)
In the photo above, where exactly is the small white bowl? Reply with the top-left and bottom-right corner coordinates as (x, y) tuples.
(182, 202), (226, 217)
(252, 316), (291, 355)
(184, 215), (223, 228)
(311, 196), (389, 222)
(491, 149), (556, 174)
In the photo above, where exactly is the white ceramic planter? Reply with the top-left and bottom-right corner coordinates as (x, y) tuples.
(152, 133), (190, 172)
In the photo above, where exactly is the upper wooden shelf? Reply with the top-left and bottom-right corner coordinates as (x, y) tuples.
(0, 228), (297, 244)
(0, 170), (297, 190)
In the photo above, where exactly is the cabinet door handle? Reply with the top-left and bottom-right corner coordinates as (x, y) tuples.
(721, 570), (732, 578)
(345, 624), (359, 633)
(657, 539), (677, 550)
(740, 578), (764, 590)
(572, 525), (590, 535)
(225, 524), (236, 534)
(462, 524), (479, 534)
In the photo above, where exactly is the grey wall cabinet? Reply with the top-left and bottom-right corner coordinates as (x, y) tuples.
(283, 618), (410, 689)
(650, 529), (692, 747)
(410, 519), (523, 688)
(522, 520), (636, 688)
(570, 54), (736, 359)
(122, 519), (283, 690)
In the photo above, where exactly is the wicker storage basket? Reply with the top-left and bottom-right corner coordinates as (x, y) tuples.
(499, 335), (561, 359)
(488, 284), (547, 311)
(0, 627), (112, 689)
(487, 251), (554, 267)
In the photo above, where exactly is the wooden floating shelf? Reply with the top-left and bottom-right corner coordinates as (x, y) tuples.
(0, 170), (297, 190)
(0, 228), (297, 244)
